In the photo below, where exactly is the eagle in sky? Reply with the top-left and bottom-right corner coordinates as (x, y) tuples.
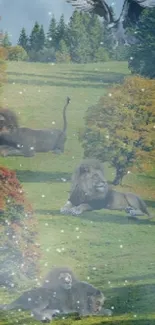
(66, 0), (155, 46)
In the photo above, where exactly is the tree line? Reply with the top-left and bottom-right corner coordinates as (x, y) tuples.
(1, 11), (129, 63)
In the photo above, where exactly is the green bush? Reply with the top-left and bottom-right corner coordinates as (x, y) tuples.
(94, 47), (109, 62)
(7, 45), (28, 61)
(55, 51), (71, 63)
(28, 47), (56, 62)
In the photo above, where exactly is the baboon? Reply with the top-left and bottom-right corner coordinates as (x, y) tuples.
(42, 266), (78, 290)
(60, 158), (152, 219)
(0, 97), (70, 157)
(0, 281), (112, 322)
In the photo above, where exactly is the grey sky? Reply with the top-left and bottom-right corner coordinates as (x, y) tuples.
(0, 0), (123, 44)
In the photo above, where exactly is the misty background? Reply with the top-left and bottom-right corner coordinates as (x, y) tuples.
(0, 0), (123, 44)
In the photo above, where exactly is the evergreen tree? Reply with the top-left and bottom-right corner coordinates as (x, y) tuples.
(46, 15), (57, 48)
(2, 32), (11, 47)
(68, 10), (91, 63)
(88, 14), (104, 61)
(56, 14), (67, 46)
(128, 8), (155, 78)
(38, 25), (45, 50)
(55, 39), (70, 63)
(18, 28), (29, 51)
(29, 21), (41, 51)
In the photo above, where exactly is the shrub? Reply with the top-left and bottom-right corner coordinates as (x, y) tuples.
(55, 51), (71, 63)
(79, 76), (155, 185)
(28, 47), (56, 62)
(94, 47), (109, 62)
(0, 46), (7, 89)
(0, 166), (40, 289)
(7, 45), (28, 61)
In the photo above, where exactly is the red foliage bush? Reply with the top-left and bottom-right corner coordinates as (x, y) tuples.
(0, 166), (32, 212)
(0, 166), (41, 288)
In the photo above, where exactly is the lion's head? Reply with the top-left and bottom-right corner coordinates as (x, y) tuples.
(42, 266), (77, 290)
(0, 109), (19, 133)
(69, 158), (108, 206)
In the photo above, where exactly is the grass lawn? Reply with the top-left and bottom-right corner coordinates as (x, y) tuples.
(0, 61), (155, 325)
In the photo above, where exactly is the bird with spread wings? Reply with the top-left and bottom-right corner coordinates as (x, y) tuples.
(66, 0), (155, 45)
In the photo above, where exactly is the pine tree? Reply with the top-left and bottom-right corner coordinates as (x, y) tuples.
(88, 14), (104, 61)
(55, 39), (70, 63)
(18, 28), (29, 51)
(46, 15), (57, 48)
(2, 32), (11, 47)
(38, 25), (45, 50)
(68, 10), (91, 63)
(29, 21), (41, 51)
(128, 8), (155, 78)
(57, 14), (67, 46)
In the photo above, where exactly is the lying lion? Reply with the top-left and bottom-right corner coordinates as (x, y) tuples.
(60, 158), (152, 219)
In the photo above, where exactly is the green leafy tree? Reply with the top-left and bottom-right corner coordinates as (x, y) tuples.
(1, 32), (11, 47)
(18, 27), (29, 51)
(46, 15), (57, 48)
(7, 45), (28, 61)
(79, 76), (155, 185)
(128, 8), (155, 78)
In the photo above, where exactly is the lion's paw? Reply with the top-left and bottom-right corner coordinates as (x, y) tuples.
(70, 207), (82, 216)
(60, 207), (71, 215)
(103, 309), (113, 316)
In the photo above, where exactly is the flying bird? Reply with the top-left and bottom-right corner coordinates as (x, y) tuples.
(66, 0), (155, 46)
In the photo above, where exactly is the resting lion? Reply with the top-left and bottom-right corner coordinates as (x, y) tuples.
(60, 158), (108, 213)
(60, 158), (152, 219)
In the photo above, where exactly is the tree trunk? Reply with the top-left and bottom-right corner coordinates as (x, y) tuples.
(113, 168), (126, 186)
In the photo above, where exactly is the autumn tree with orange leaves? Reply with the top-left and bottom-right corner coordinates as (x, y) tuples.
(0, 168), (41, 289)
(79, 76), (155, 185)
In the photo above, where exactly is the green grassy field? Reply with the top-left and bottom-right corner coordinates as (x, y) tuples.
(0, 61), (155, 325)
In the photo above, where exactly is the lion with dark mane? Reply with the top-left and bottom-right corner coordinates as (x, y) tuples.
(61, 158), (152, 219)
(0, 97), (70, 157)
(60, 158), (108, 214)
(0, 108), (19, 132)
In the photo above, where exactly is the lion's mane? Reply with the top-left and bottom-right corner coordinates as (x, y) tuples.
(0, 108), (19, 131)
(69, 158), (107, 206)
